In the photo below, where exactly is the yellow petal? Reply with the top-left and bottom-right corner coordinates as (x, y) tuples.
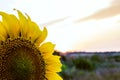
(0, 35), (5, 42)
(9, 14), (20, 38)
(16, 9), (27, 26)
(16, 9), (29, 38)
(39, 42), (55, 59)
(45, 55), (62, 72)
(46, 72), (63, 80)
(27, 21), (42, 43)
(0, 22), (7, 41)
(16, 9), (47, 44)
(35, 27), (47, 46)
(0, 12), (10, 34)
(0, 12), (20, 38)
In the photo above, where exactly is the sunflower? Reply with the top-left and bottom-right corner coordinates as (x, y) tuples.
(0, 9), (62, 80)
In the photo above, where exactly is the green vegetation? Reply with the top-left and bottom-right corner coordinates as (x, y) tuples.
(60, 53), (120, 80)
(73, 57), (95, 71)
(112, 55), (120, 62)
(91, 54), (103, 63)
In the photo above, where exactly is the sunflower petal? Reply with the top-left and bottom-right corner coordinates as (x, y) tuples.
(0, 12), (20, 38)
(39, 42), (55, 59)
(16, 9), (27, 26)
(0, 35), (5, 42)
(27, 21), (42, 43)
(9, 14), (20, 38)
(45, 55), (62, 72)
(0, 12), (10, 34)
(0, 22), (7, 41)
(46, 72), (63, 80)
(35, 27), (47, 46)
(16, 9), (29, 38)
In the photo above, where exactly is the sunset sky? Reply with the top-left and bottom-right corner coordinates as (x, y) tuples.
(0, 0), (120, 52)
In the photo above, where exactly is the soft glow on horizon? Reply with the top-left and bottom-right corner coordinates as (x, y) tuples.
(46, 15), (120, 52)
(70, 15), (120, 52)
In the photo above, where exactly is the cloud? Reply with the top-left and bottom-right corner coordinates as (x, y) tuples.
(40, 16), (69, 26)
(111, 0), (120, 5)
(76, 0), (120, 22)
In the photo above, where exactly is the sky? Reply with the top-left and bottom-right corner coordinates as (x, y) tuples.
(0, 0), (120, 52)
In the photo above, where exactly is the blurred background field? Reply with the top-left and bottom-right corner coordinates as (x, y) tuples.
(54, 51), (120, 80)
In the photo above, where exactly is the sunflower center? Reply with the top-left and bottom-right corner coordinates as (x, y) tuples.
(0, 38), (46, 80)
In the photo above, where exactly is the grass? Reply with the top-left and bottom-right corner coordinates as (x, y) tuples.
(59, 53), (120, 80)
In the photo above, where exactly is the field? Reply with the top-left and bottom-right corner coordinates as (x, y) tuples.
(56, 52), (120, 80)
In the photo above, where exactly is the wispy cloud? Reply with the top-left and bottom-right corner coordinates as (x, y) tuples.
(111, 0), (120, 5)
(40, 16), (69, 26)
(76, 0), (120, 22)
